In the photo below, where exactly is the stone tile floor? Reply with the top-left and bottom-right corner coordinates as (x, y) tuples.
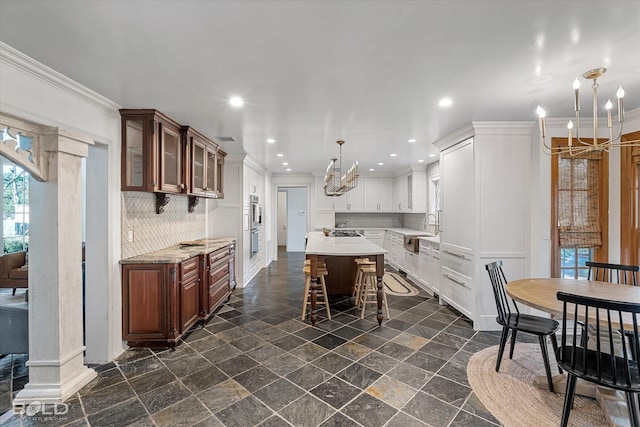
(0, 248), (509, 426)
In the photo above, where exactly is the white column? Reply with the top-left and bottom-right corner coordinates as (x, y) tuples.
(14, 128), (96, 405)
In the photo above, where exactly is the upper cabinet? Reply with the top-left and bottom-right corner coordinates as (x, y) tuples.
(120, 109), (225, 200)
(362, 177), (393, 212)
(393, 166), (427, 213)
(121, 109), (185, 193)
(183, 126), (226, 199)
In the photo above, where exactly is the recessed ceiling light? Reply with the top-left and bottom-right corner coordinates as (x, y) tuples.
(282, 162), (288, 166)
(418, 159), (424, 163)
(408, 139), (416, 143)
(266, 138), (275, 143)
(390, 153), (397, 157)
(229, 96), (244, 107)
(277, 153), (284, 157)
(369, 168), (375, 171)
(378, 162), (384, 166)
(438, 98), (453, 108)
(286, 168), (291, 172)
(429, 153), (436, 157)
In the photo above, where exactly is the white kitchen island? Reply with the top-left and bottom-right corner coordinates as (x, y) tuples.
(305, 231), (388, 326)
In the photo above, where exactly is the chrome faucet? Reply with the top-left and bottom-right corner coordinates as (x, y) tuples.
(425, 213), (440, 235)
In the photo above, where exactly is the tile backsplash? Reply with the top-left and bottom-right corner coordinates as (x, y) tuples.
(334, 212), (427, 230)
(121, 192), (209, 259)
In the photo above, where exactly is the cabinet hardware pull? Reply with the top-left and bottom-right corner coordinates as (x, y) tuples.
(443, 250), (467, 260)
(445, 274), (465, 286)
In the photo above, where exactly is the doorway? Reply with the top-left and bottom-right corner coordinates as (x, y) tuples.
(277, 187), (307, 252)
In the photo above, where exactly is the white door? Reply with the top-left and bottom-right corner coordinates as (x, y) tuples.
(284, 187), (307, 252)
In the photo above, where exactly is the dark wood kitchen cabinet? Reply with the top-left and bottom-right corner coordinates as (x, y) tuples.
(200, 243), (235, 318)
(120, 109), (187, 194)
(122, 255), (201, 348)
(182, 126), (227, 199)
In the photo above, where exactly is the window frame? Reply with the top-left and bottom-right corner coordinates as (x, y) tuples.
(620, 130), (640, 266)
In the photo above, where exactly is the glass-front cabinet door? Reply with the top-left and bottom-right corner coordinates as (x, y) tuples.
(206, 147), (217, 196)
(191, 139), (206, 194)
(159, 122), (184, 193)
(215, 150), (225, 198)
(123, 119), (144, 188)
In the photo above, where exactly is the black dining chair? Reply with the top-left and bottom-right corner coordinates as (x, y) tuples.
(586, 261), (640, 286)
(555, 291), (640, 427)
(586, 261), (640, 359)
(485, 261), (561, 392)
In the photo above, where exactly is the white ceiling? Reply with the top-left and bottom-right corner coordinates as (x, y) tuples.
(1, 0), (639, 175)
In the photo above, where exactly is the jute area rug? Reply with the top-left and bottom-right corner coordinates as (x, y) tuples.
(467, 344), (607, 427)
(383, 272), (419, 296)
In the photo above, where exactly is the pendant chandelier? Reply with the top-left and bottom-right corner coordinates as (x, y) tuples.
(536, 68), (640, 156)
(324, 140), (359, 197)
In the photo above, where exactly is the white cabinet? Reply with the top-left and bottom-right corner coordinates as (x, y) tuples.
(392, 167), (427, 213)
(362, 177), (393, 212)
(363, 229), (385, 247)
(435, 122), (532, 331)
(315, 177), (337, 211)
(385, 231), (404, 270)
(413, 239), (440, 296)
(334, 183), (363, 212)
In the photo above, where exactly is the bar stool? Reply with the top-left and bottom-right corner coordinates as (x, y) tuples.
(358, 265), (390, 319)
(302, 263), (331, 320)
(353, 258), (375, 307)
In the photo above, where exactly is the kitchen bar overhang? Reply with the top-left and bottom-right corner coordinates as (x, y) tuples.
(305, 231), (388, 326)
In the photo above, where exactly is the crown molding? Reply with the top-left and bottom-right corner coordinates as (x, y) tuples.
(0, 42), (120, 111)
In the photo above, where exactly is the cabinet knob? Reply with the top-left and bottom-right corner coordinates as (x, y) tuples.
(179, 183), (186, 189)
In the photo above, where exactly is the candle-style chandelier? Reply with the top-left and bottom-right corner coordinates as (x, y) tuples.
(324, 140), (359, 197)
(537, 68), (640, 156)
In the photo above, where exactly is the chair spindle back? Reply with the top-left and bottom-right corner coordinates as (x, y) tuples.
(485, 261), (519, 324)
(586, 261), (639, 286)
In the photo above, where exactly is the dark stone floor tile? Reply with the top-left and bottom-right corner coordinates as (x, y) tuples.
(294, 326), (327, 341)
(333, 342), (373, 361)
(348, 318), (379, 332)
(181, 365), (228, 393)
(406, 324), (440, 340)
(418, 317), (450, 331)
(151, 395), (210, 427)
(138, 379), (192, 414)
(253, 378), (304, 411)
(431, 332), (468, 350)
(358, 351), (399, 374)
(279, 393), (335, 427)
(289, 342), (328, 362)
(205, 320), (236, 334)
(462, 392), (500, 425)
(352, 333), (387, 350)
(331, 325), (364, 341)
(88, 397), (150, 427)
(80, 379), (136, 415)
(262, 352), (307, 376)
(438, 360), (469, 386)
(320, 412), (361, 427)
(336, 363), (382, 389)
(341, 393), (397, 427)
(128, 366), (177, 395)
(450, 409), (500, 426)
(196, 379), (250, 413)
(385, 319), (414, 332)
(244, 343), (287, 363)
(258, 415), (292, 427)
(215, 396), (274, 427)
(230, 334), (266, 352)
(386, 410), (430, 427)
(161, 352), (212, 379)
(419, 340), (459, 360)
(200, 343), (242, 365)
(182, 327), (213, 343)
(422, 375), (471, 407)
(114, 348), (154, 364)
(80, 366), (125, 394)
(403, 391), (458, 427)
(314, 352), (353, 374)
(216, 354), (259, 377)
(387, 362), (433, 389)
(444, 323), (477, 339)
(187, 334), (226, 353)
(286, 364), (333, 390)
(377, 341), (415, 361)
(313, 333), (347, 350)
(271, 334), (306, 351)
(404, 352), (447, 373)
(215, 326), (251, 343)
(311, 376), (361, 409)
(116, 354), (163, 380)
(233, 365), (279, 393)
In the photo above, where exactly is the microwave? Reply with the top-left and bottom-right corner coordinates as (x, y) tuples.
(250, 195), (262, 228)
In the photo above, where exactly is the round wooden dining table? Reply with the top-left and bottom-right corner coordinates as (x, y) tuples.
(506, 277), (640, 329)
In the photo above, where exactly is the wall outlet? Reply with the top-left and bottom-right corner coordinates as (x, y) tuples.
(127, 230), (134, 243)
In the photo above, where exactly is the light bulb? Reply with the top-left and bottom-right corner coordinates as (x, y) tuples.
(567, 120), (574, 129)
(572, 78), (580, 90)
(536, 105), (546, 118)
(617, 85), (625, 99)
(605, 99), (612, 110)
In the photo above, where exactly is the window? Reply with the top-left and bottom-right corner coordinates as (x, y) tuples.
(2, 158), (29, 253)
(551, 138), (608, 278)
(430, 176), (441, 213)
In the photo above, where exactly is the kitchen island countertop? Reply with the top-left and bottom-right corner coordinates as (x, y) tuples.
(306, 231), (388, 256)
(120, 238), (235, 264)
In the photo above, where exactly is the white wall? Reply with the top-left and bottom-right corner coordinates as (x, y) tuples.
(0, 42), (124, 363)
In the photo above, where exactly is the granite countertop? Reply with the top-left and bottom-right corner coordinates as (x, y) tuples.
(120, 238), (235, 264)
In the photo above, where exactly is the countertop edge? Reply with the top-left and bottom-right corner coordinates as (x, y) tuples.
(120, 238), (235, 265)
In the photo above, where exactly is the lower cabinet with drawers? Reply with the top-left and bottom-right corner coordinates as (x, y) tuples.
(121, 240), (236, 348)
